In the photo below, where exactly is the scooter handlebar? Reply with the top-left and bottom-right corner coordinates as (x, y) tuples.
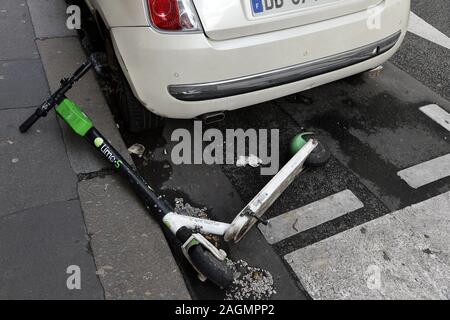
(19, 58), (94, 134)
(19, 110), (41, 133)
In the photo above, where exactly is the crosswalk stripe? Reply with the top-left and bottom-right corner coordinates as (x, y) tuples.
(283, 191), (450, 300)
(258, 190), (364, 244)
(397, 154), (450, 189)
(408, 12), (450, 50)
(420, 104), (450, 132)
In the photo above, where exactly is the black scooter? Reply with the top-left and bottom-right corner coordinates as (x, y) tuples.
(20, 54), (329, 288)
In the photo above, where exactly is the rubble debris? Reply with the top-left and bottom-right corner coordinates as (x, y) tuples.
(225, 259), (275, 300)
(174, 198), (219, 246)
(174, 198), (208, 219)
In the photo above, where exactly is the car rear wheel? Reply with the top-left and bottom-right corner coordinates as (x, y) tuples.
(104, 37), (164, 133)
(116, 72), (163, 133)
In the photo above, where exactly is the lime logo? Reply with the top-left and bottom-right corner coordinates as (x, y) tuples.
(94, 137), (104, 148)
(114, 160), (122, 169)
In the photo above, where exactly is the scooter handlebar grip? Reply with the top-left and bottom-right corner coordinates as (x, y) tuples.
(19, 111), (40, 133)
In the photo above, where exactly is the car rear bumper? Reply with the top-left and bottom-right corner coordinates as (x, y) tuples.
(110, 0), (410, 118)
(168, 31), (401, 102)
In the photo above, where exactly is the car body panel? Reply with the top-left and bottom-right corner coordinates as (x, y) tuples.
(85, 0), (149, 27)
(192, 0), (383, 40)
(167, 31), (401, 101)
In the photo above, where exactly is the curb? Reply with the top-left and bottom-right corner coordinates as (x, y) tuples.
(27, 0), (190, 299)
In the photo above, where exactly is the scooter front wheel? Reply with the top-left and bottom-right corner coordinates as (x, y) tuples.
(189, 245), (234, 289)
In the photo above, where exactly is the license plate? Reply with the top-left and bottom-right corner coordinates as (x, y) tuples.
(251, 0), (338, 17)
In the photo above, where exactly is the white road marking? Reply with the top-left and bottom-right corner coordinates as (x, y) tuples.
(408, 12), (450, 50)
(420, 104), (450, 132)
(397, 154), (450, 189)
(258, 190), (363, 244)
(284, 191), (450, 300)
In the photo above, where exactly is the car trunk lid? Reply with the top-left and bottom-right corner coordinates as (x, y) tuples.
(192, 0), (383, 41)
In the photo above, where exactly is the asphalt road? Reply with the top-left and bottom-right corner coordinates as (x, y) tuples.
(391, 0), (450, 100)
(120, 2), (450, 299)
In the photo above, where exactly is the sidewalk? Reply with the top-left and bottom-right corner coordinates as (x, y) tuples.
(0, 0), (189, 299)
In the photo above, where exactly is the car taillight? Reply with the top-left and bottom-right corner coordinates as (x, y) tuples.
(147, 0), (202, 32)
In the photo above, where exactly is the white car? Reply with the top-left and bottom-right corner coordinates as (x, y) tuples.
(82, 0), (410, 132)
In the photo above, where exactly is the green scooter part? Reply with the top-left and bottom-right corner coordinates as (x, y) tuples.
(290, 132), (331, 167)
(290, 132), (315, 155)
(56, 98), (93, 137)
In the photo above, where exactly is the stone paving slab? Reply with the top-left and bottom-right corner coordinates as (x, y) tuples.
(0, 59), (49, 109)
(0, 0), (39, 60)
(36, 37), (133, 174)
(0, 200), (104, 299)
(78, 175), (190, 300)
(27, 0), (76, 39)
(284, 192), (450, 300)
(0, 108), (78, 217)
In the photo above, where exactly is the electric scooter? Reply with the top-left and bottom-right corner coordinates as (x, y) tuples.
(19, 54), (330, 288)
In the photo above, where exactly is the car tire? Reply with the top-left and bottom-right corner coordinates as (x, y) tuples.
(104, 37), (164, 133)
(116, 72), (163, 133)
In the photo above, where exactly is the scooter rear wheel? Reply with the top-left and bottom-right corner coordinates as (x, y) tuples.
(305, 139), (331, 167)
(290, 133), (331, 167)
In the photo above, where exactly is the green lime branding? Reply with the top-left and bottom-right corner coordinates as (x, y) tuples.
(94, 137), (104, 148)
(114, 159), (123, 169)
(94, 137), (122, 168)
